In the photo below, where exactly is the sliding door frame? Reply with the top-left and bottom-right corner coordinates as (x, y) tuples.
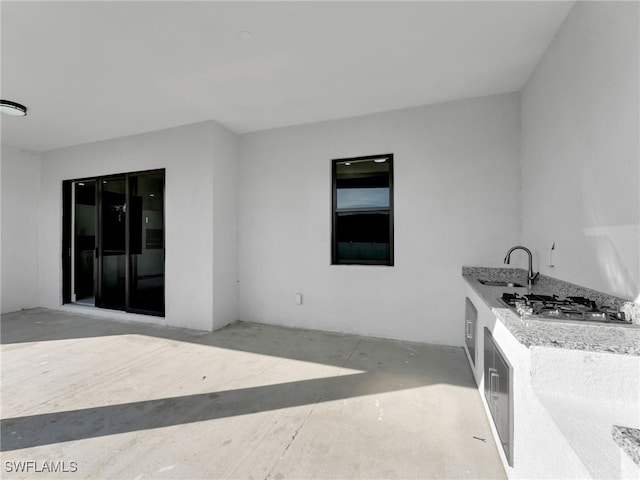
(62, 181), (73, 305)
(95, 174), (127, 312)
(62, 168), (165, 317)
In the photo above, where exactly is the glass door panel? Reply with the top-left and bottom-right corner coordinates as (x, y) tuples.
(129, 173), (165, 314)
(63, 170), (165, 316)
(74, 180), (96, 304)
(97, 177), (127, 310)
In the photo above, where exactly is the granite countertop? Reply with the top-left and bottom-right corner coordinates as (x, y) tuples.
(462, 266), (640, 356)
(612, 426), (640, 467)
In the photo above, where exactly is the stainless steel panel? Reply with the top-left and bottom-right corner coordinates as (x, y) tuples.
(465, 297), (477, 366)
(483, 327), (514, 467)
(494, 346), (513, 466)
(483, 328), (493, 407)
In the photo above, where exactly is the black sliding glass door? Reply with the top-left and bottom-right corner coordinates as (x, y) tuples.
(74, 180), (96, 304)
(128, 172), (164, 313)
(97, 177), (127, 310)
(63, 169), (165, 316)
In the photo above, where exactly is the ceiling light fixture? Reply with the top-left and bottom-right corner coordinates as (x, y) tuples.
(0, 99), (28, 116)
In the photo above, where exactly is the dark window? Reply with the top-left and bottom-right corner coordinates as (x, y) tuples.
(332, 154), (394, 265)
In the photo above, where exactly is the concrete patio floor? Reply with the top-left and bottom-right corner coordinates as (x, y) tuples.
(1, 308), (506, 479)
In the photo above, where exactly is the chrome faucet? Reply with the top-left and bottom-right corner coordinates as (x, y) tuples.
(504, 246), (539, 288)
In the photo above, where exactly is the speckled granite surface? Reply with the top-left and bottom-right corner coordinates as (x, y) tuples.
(462, 266), (640, 356)
(612, 426), (640, 467)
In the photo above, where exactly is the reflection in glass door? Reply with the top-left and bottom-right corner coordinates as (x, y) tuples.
(129, 173), (165, 314)
(63, 170), (165, 316)
(73, 181), (96, 305)
(97, 177), (127, 310)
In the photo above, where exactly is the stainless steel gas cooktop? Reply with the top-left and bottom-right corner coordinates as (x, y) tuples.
(499, 292), (633, 326)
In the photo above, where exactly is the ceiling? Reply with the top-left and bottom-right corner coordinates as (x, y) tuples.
(1, 1), (574, 153)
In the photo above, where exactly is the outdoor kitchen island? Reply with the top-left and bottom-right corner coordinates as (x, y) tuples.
(462, 267), (640, 480)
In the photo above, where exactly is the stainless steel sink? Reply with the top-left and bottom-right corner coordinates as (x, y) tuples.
(478, 279), (524, 288)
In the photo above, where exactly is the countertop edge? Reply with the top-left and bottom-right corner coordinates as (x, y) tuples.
(612, 425), (640, 468)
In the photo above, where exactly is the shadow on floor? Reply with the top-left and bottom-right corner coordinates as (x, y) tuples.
(1, 308), (469, 376)
(1, 370), (434, 452)
(1, 308), (474, 452)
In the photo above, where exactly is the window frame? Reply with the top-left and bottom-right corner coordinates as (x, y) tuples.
(331, 153), (394, 266)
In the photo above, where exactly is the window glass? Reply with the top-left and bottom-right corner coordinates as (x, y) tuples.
(332, 155), (393, 265)
(337, 188), (389, 209)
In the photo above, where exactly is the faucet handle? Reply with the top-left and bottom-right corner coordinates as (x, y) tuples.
(531, 272), (540, 283)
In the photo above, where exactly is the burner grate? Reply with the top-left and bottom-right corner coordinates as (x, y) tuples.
(499, 292), (630, 325)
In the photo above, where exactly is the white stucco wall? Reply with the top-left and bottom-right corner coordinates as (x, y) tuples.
(530, 347), (640, 480)
(39, 121), (238, 331)
(238, 93), (521, 346)
(212, 124), (240, 330)
(521, 1), (640, 302)
(1, 145), (41, 313)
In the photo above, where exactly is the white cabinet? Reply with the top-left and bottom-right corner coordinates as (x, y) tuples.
(464, 279), (637, 479)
